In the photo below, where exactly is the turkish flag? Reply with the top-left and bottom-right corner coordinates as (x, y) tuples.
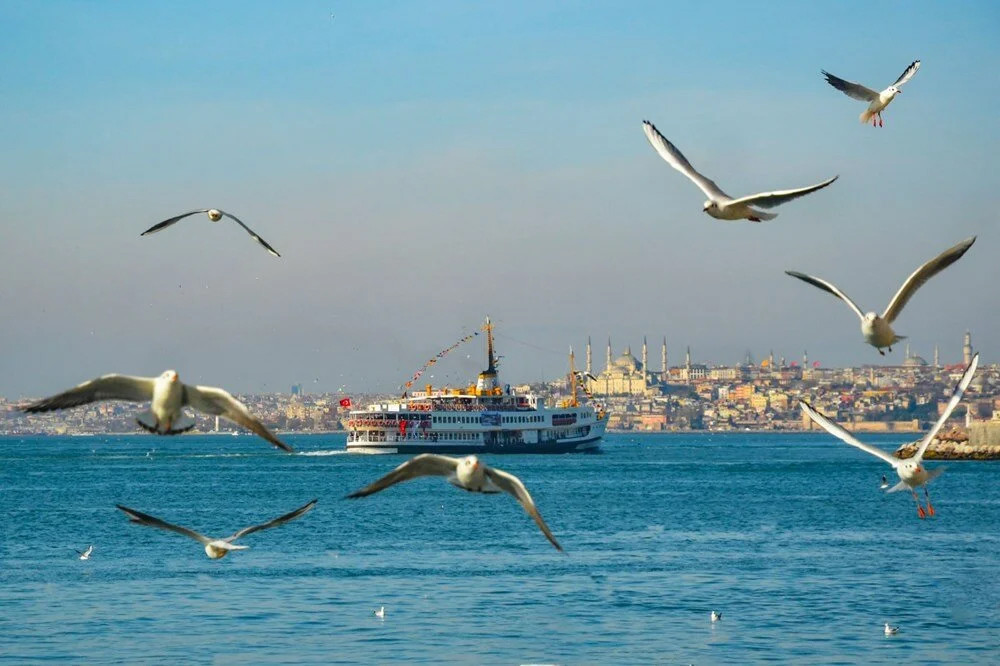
(399, 419), (408, 435)
(339, 397), (352, 408)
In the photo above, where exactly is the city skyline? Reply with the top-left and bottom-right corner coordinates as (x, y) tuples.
(1, 1), (998, 396)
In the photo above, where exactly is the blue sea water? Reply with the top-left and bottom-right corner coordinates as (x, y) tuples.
(2, 432), (1000, 664)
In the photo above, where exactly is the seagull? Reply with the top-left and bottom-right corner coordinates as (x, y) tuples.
(641, 120), (838, 222)
(140, 209), (281, 257)
(374, 606), (385, 619)
(822, 60), (920, 127)
(884, 622), (900, 636)
(116, 499), (317, 559)
(75, 545), (93, 560)
(574, 370), (598, 383)
(786, 236), (975, 355)
(711, 611), (722, 623)
(347, 454), (563, 551)
(800, 354), (978, 518)
(22, 370), (292, 451)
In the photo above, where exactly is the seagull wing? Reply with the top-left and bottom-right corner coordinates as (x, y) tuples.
(881, 236), (975, 323)
(22, 374), (155, 412)
(484, 466), (563, 552)
(345, 454), (459, 498)
(183, 384), (291, 451)
(784, 271), (865, 321)
(915, 353), (979, 460)
(799, 401), (899, 467)
(226, 498), (317, 542)
(729, 175), (838, 209)
(642, 120), (729, 200)
(892, 60), (921, 88)
(140, 210), (210, 236)
(821, 71), (879, 101)
(219, 211), (281, 257)
(116, 504), (211, 545)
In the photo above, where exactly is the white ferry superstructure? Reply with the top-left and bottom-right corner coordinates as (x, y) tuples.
(345, 318), (606, 455)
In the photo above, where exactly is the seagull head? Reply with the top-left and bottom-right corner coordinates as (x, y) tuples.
(863, 312), (878, 324)
(463, 455), (482, 472)
(162, 370), (180, 383)
(702, 201), (715, 213)
(207, 209), (223, 221)
(888, 86), (901, 96)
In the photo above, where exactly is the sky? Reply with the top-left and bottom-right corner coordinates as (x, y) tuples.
(1, 0), (998, 396)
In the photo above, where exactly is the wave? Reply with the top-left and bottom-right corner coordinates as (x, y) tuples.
(297, 449), (350, 456)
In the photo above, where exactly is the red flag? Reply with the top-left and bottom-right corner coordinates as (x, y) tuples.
(812, 361), (820, 368)
(399, 419), (408, 435)
(339, 397), (352, 408)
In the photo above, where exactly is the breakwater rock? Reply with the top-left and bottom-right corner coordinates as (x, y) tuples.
(895, 426), (1000, 460)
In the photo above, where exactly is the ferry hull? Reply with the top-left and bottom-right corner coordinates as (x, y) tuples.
(346, 433), (602, 455)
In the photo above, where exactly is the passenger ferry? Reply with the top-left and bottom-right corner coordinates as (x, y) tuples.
(345, 318), (606, 454)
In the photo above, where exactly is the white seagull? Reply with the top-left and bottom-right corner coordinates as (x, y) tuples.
(116, 499), (316, 559)
(22, 370), (291, 451)
(141, 209), (281, 257)
(711, 611), (722, 623)
(75, 545), (94, 560)
(800, 354), (978, 518)
(347, 454), (563, 551)
(641, 120), (838, 222)
(786, 236), (975, 355)
(822, 60), (920, 127)
(374, 606), (386, 619)
(884, 622), (900, 636)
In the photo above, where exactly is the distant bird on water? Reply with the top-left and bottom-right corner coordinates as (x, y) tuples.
(141, 209), (281, 257)
(641, 120), (838, 222)
(884, 622), (900, 636)
(75, 545), (93, 560)
(711, 611), (722, 623)
(800, 354), (978, 518)
(22, 370), (292, 451)
(374, 606), (385, 619)
(822, 60), (920, 127)
(116, 499), (317, 559)
(785, 236), (975, 355)
(347, 454), (564, 551)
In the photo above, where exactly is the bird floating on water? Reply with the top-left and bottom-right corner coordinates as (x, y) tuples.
(116, 499), (316, 559)
(786, 236), (975, 355)
(884, 622), (900, 636)
(711, 611), (722, 623)
(141, 209), (281, 257)
(22, 370), (291, 451)
(641, 120), (837, 223)
(347, 454), (563, 551)
(800, 354), (978, 518)
(822, 60), (920, 127)
(374, 606), (385, 619)
(75, 545), (93, 560)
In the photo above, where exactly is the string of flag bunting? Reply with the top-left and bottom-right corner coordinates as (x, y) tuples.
(403, 330), (481, 389)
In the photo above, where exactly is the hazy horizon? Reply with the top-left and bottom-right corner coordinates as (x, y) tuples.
(2, 1), (997, 397)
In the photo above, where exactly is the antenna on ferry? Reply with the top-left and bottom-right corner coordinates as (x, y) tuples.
(569, 345), (579, 407)
(476, 316), (500, 395)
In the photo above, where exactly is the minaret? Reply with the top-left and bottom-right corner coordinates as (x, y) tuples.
(685, 346), (692, 383)
(934, 345), (940, 368)
(904, 343), (911, 361)
(769, 349), (774, 369)
(642, 336), (648, 371)
(661, 337), (668, 378)
(586, 336), (592, 374)
(606, 337), (612, 370)
(803, 350), (808, 368)
(963, 331), (972, 365)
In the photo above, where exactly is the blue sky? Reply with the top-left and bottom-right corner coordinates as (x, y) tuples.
(1, 1), (998, 395)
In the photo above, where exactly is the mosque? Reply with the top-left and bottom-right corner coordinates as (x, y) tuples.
(581, 336), (702, 397)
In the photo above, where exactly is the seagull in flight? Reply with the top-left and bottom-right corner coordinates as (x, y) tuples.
(116, 499), (317, 559)
(141, 209), (281, 257)
(641, 120), (838, 222)
(347, 454), (563, 551)
(786, 236), (975, 355)
(800, 354), (978, 518)
(22, 370), (291, 451)
(822, 60), (920, 127)
(75, 545), (94, 560)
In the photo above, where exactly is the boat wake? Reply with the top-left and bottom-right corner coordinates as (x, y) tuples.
(297, 450), (351, 457)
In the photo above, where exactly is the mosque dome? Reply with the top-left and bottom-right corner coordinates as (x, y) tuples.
(903, 355), (928, 367)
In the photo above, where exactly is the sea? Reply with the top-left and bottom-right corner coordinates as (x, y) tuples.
(2, 432), (999, 665)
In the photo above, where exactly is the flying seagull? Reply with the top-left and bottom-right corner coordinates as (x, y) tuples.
(884, 623), (900, 636)
(641, 120), (837, 222)
(22, 370), (291, 451)
(75, 545), (93, 560)
(141, 209), (281, 257)
(800, 354), (978, 518)
(786, 236), (975, 354)
(116, 499), (317, 559)
(347, 454), (563, 551)
(822, 60), (920, 127)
